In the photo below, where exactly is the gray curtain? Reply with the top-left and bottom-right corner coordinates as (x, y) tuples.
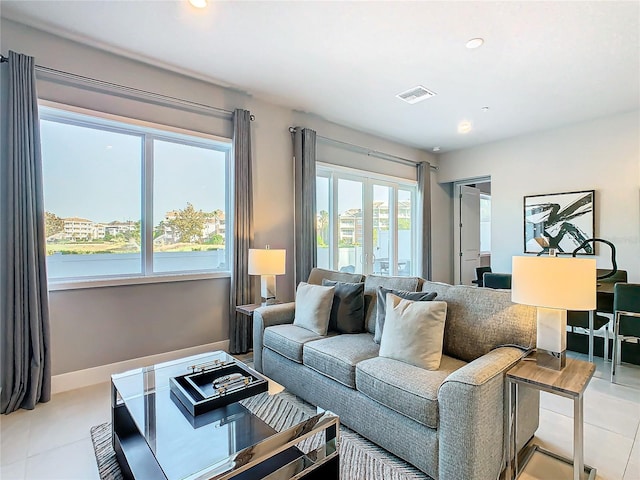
(293, 128), (317, 285)
(1, 51), (52, 414)
(229, 109), (254, 354)
(417, 162), (432, 280)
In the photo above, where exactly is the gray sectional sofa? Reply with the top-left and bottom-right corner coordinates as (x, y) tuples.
(253, 268), (539, 480)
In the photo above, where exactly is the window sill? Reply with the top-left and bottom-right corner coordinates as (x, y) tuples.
(48, 271), (231, 291)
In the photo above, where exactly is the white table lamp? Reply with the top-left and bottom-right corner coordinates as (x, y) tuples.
(512, 256), (596, 370)
(248, 247), (286, 305)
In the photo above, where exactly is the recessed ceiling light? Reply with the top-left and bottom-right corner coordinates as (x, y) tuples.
(481, 106), (490, 112)
(432, 147), (441, 152)
(458, 121), (473, 134)
(189, 0), (207, 8)
(466, 38), (484, 49)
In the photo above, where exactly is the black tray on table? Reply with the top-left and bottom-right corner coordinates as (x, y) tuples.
(169, 359), (268, 416)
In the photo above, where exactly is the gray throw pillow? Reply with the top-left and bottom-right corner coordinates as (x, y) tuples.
(374, 286), (437, 344)
(379, 294), (447, 370)
(293, 282), (335, 335)
(322, 279), (365, 333)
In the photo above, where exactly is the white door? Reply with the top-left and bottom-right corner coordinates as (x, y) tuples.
(459, 185), (481, 285)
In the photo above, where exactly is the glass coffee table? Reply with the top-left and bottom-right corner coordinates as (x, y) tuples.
(111, 351), (339, 479)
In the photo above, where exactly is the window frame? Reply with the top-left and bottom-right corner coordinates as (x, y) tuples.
(316, 162), (418, 276)
(39, 101), (232, 291)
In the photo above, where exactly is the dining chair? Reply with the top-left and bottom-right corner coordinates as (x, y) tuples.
(596, 269), (628, 314)
(483, 273), (512, 289)
(611, 283), (640, 382)
(567, 310), (611, 361)
(472, 266), (492, 287)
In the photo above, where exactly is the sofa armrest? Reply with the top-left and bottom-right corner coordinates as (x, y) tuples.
(437, 347), (535, 480)
(252, 302), (296, 372)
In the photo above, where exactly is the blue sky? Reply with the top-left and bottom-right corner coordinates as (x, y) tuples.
(40, 119), (227, 225)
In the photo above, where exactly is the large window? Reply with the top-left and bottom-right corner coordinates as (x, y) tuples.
(316, 165), (417, 276)
(40, 105), (230, 283)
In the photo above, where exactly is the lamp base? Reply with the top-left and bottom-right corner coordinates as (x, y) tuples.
(260, 275), (276, 305)
(536, 348), (566, 370)
(536, 307), (567, 371)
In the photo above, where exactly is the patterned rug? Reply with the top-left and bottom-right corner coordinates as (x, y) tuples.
(91, 391), (431, 480)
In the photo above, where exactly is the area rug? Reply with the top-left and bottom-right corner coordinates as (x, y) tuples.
(91, 391), (431, 480)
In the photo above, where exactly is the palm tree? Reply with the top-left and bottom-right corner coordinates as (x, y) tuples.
(317, 210), (329, 245)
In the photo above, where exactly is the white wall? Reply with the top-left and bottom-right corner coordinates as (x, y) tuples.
(1, 19), (439, 374)
(438, 111), (640, 282)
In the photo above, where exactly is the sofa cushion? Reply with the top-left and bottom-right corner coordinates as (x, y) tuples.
(422, 281), (537, 362)
(379, 295), (447, 370)
(355, 355), (467, 428)
(303, 333), (379, 388)
(322, 279), (366, 333)
(363, 275), (422, 334)
(374, 286), (438, 343)
(307, 267), (364, 286)
(293, 282), (335, 335)
(263, 324), (324, 363)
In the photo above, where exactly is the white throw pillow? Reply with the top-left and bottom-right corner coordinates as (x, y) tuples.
(293, 282), (336, 335)
(379, 293), (447, 370)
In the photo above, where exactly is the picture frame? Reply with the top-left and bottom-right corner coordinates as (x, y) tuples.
(523, 189), (595, 255)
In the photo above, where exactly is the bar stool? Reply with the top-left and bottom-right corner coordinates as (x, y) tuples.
(611, 283), (640, 382)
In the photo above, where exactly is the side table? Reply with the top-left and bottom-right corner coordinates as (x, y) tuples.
(234, 304), (263, 353)
(505, 356), (596, 480)
(235, 302), (282, 353)
(235, 303), (264, 318)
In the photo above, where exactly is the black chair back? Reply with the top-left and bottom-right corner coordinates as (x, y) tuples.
(614, 283), (640, 337)
(473, 266), (492, 287)
(483, 273), (512, 290)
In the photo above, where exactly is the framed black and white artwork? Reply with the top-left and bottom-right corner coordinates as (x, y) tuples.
(523, 190), (595, 254)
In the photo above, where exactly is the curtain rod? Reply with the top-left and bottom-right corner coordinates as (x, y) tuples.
(289, 126), (438, 170)
(0, 53), (251, 121)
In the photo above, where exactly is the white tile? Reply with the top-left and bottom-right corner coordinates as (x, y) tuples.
(0, 410), (31, 466)
(588, 377), (640, 405)
(581, 351), (640, 390)
(0, 458), (25, 480)
(583, 389), (640, 439)
(540, 388), (640, 439)
(25, 438), (99, 480)
(518, 451), (586, 480)
(540, 391), (573, 416)
(535, 408), (633, 480)
(631, 429), (640, 459)
(624, 462), (640, 480)
(625, 433), (640, 480)
(26, 383), (110, 457)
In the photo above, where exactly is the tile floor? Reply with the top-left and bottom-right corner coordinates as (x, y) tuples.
(1, 351), (639, 480)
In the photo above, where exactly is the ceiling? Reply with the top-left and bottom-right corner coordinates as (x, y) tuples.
(1, 1), (639, 153)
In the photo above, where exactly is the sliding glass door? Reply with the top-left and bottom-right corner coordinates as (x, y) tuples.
(316, 165), (416, 276)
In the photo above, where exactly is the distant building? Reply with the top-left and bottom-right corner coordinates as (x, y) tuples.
(104, 221), (135, 237)
(59, 218), (134, 241)
(204, 212), (226, 239)
(329, 200), (412, 245)
(63, 217), (94, 240)
(93, 223), (106, 239)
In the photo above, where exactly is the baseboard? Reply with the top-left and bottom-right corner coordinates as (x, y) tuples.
(51, 340), (230, 394)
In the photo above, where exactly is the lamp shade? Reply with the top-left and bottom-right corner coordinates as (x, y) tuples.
(248, 248), (286, 275)
(512, 256), (596, 311)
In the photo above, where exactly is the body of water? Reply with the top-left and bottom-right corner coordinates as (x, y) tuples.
(46, 250), (227, 279)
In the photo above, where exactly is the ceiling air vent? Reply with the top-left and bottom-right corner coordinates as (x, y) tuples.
(396, 85), (437, 104)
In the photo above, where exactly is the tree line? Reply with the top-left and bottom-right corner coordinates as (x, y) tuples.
(45, 203), (225, 245)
